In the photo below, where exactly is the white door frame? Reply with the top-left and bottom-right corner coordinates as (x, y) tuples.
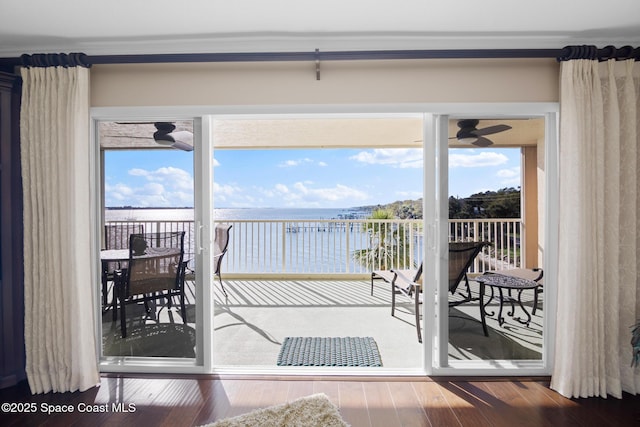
(92, 109), (214, 374)
(425, 107), (558, 376)
(91, 102), (558, 376)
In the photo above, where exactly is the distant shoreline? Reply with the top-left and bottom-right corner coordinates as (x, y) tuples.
(106, 206), (193, 210)
(106, 206), (370, 211)
(104, 206), (373, 221)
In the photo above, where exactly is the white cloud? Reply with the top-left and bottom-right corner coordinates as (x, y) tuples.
(496, 167), (521, 186)
(496, 167), (520, 179)
(106, 166), (195, 207)
(293, 182), (309, 193)
(213, 182), (242, 203)
(262, 181), (369, 207)
(213, 182), (259, 206)
(128, 168), (147, 177)
(129, 166), (193, 189)
(280, 160), (300, 167)
(107, 183), (135, 198)
(144, 182), (165, 195)
(449, 151), (509, 168)
(350, 149), (422, 168)
(274, 183), (289, 193)
(278, 158), (316, 167)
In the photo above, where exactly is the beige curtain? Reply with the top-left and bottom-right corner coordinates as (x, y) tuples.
(20, 65), (99, 393)
(552, 59), (640, 398)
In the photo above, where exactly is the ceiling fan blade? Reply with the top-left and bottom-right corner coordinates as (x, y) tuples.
(116, 121), (150, 123)
(472, 124), (512, 136)
(154, 130), (194, 151)
(472, 136), (494, 147)
(104, 135), (153, 139)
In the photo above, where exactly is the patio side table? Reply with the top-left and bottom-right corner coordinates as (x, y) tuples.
(475, 273), (540, 328)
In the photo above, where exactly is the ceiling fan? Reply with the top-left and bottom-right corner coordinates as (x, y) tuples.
(450, 119), (512, 147)
(152, 122), (193, 151)
(109, 122), (194, 151)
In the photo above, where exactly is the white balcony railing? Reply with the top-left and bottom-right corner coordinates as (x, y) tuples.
(449, 218), (523, 272)
(104, 218), (522, 275)
(104, 218), (197, 259)
(223, 219), (424, 274)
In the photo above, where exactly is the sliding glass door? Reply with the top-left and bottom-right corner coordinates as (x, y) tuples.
(209, 113), (426, 371)
(95, 115), (213, 372)
(91, 105), (556, 377)
(427, 109), (558, 375)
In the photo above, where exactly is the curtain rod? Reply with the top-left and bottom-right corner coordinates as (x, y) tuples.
(88, 48), (564, 64)
(1, 48), (562, 68)
(2, 45), (637, 69)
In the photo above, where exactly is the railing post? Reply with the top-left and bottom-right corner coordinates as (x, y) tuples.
(281, 221), (286, 273)
(345, 220), (351, 273)
(519, 219), (524, 268)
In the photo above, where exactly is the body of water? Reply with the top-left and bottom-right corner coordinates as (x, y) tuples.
(104, 207), (421, 274)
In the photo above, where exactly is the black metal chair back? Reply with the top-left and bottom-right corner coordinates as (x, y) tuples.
(213, 224), (232, 296)
(115, 231), (186, 337)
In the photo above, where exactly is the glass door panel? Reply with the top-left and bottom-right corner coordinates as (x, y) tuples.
(98, 120), (199, 361)
(434, 113), (552, 373)
(209, 114), (425, 371)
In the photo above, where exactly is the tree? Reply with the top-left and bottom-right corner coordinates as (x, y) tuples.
(352, 209), (412, 270)
(484, 187), (521, 218)
(449, 187), (520, 219)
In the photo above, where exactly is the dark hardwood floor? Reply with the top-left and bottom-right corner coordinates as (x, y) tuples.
(1, 375), (639, 426)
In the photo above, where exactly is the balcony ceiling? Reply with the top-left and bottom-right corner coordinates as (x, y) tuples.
(100, 117), (544, 150)
(1, 1), (639, 57)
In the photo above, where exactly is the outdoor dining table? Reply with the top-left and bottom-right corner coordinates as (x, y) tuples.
(100, 249), (130, 308)
(475, 272), (541, 329)
(101, 249), (130, 263)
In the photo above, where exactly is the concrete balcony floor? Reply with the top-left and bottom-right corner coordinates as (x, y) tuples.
(102, 279), (543, 368)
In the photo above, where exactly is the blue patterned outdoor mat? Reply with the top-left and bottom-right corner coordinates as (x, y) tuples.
(277, 337), (382, 367)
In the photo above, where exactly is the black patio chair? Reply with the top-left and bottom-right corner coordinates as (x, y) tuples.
(391, 241), (489, 343)
(447, 241), (491, 308)
(102, 224), (144, 307)
(214, 223), (232, 297)
(371, 262), (422, 296)
(113, 231), (187, 338)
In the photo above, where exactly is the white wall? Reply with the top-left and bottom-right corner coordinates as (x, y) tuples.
(90, 59), (559, 106)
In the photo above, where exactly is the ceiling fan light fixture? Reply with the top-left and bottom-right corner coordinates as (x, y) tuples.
(168, 131), (194, 151)
(458, 136), (478, 144)
(153, 125), (194, 151)
(153, 137), (174, 146)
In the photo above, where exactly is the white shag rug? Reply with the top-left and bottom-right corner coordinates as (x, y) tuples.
(200, 393), (349, 427)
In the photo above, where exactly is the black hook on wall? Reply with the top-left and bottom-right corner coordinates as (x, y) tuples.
(315, 48), (321, 81)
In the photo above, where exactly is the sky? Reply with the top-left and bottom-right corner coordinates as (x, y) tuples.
(104, 147), (521, 209)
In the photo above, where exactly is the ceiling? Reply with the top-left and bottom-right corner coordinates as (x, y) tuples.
(100, 118), (543, 150)
(1, 1), (639, 57)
